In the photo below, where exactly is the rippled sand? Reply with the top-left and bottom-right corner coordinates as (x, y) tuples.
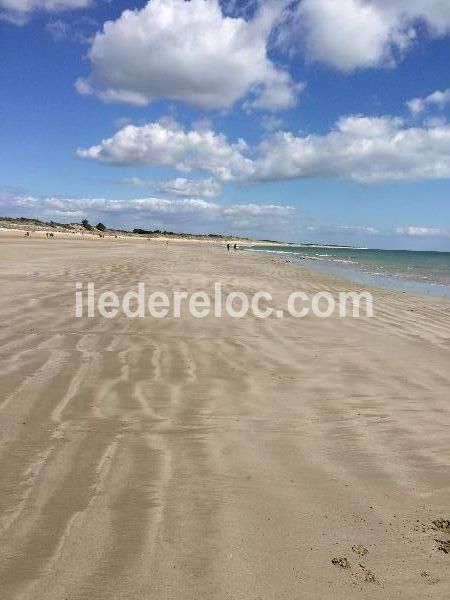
(0, 236), (449, 599)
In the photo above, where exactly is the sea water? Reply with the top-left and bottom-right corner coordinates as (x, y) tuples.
(247, 246), (450, 298)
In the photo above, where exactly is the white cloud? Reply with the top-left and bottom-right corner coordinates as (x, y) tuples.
(337, 225), (379, 235)
(295, 0), (402, 71)
(306, 224), (379, 236)
(0, 0), (90, 23)
(260, 114), (285, 132)
(76, 0), (300, 111)
(221, 203), (294, 218)
(253, 115), (450, 183)
(153, 178), (221, 198)
(406, 98), (426, 116)
(1, 192), (294, 235)
(80, 115), (450, 184)
(77, 119), (254, 181)
(407, 89), (450, 115)
(46, 19), (69, 40)
(119, 177), (150, 189)
(285, 0), (450, 71)
(244, 76), (305, 112)
(395, 226), (450, 237)
(122, 176), (222, 198)
(9, 194), (216, 217)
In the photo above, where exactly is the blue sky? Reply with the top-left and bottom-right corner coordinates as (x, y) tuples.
(1, 0), (450, 250)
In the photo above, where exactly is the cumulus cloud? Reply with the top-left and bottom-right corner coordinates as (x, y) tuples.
(285, 0), (450, 71)
(252, 115), (450, 183)
(79, 115), (450, 184)
(294, 0), (403, 71)
(0, 0), (90, 23)
(407, 89), (450, 116)
(0, 191), (295, 234)
(77, 119), (254, 181)
(76, 0), (300, 111)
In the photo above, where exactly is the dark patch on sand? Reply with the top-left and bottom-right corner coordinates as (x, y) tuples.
(435, 539), (450, 554)
(332, 557), (351, 569)
(428, 519), (450, 554)
(351, 544), (368, 557)
(358, 563), (377, 583)
(432, 519), (450, 532)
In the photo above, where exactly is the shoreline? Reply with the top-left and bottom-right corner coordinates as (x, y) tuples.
(292, 255), (450, 300)
(245, 246), (450, 300)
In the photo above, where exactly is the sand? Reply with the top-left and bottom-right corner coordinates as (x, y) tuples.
(0, 236), (449, 599)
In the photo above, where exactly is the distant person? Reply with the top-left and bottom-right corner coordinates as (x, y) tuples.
(227, 243), (230, 252)
(234, 243), (237, 251)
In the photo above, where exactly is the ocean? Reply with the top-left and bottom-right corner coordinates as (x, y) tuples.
(246, 245), (450, 298)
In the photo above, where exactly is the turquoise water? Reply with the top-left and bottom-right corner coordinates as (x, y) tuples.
(247, 245), (450, 298)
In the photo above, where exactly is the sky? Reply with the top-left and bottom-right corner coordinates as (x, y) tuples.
(1, 0), (450, 250)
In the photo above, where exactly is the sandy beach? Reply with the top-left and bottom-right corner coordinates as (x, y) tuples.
(0, 235), (449, 600)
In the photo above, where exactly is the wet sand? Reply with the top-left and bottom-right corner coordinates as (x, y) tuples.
(0, 237), (449, 599)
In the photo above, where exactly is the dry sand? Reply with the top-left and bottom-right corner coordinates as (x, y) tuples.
(0, 236), (449, 599)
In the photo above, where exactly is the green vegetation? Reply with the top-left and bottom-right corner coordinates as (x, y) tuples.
(81, 219), (94, 232)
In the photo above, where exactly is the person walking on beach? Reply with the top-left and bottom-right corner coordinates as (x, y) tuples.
(227, 243), (230, 252)
(234, 243), (237, 251)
